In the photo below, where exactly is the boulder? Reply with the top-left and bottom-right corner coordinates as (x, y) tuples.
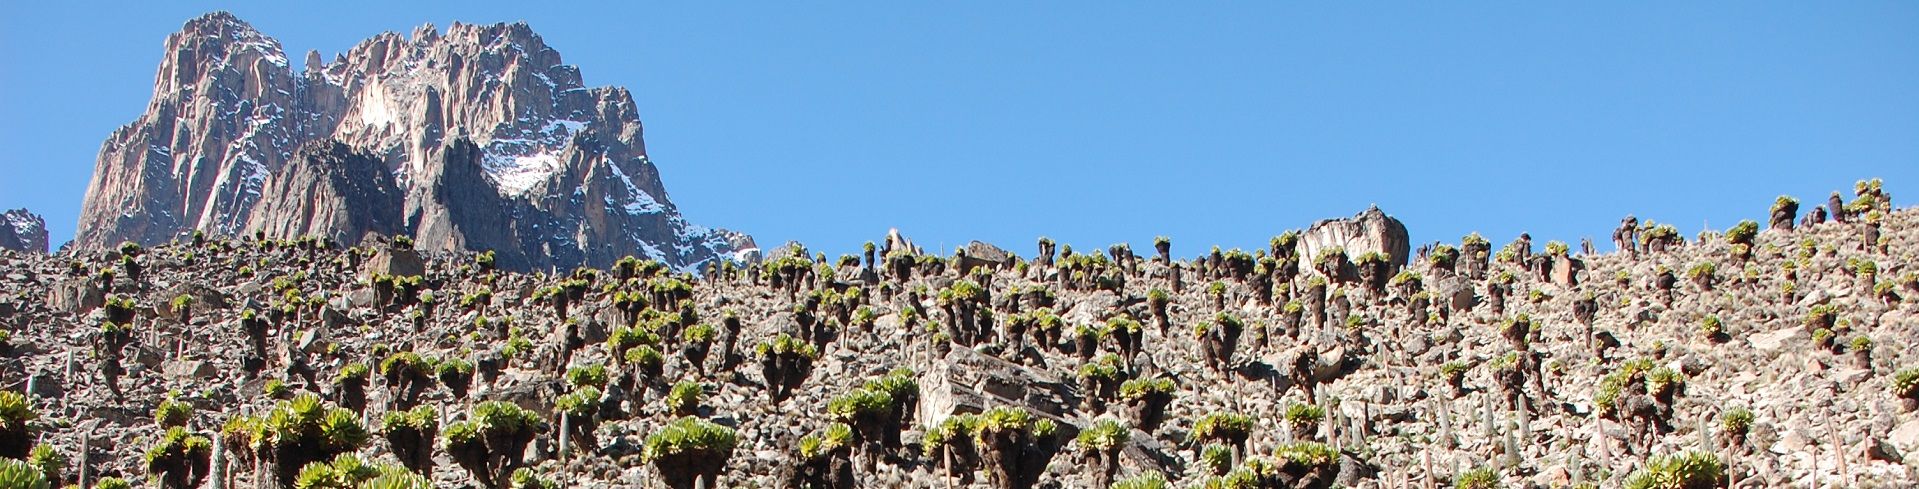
(1431, 276), (1476, 312)
(1272, 345), (1351, 383)
(955, 241), (1015, 274)
(365, 248), (426, 278)
(1118, 430), (1179, 476)
(157, 282), (230, 317)
(1869, 437), (1902, 462)
(294, 329), (327, 354)
(1295, 206), (1411, 276)
(918, 347), (1077, 429)
(764, 241), (810, 263)
(1749, 327), (1802, 352)
(884, 228), (921, 257)
(27, 371), (63, 399)
(46, 278), (105, 315)
(164, 359), (219, 380)
(1891, 418), (1919, 454)
(1550, 255), (1582, 287)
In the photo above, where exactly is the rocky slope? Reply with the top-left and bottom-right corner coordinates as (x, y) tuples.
(74, 11), (751, 272)
(3, 181), (1915, 489)
(0, 209), (48, 253)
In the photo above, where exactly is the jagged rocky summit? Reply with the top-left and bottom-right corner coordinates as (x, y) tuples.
(0, 209), (49, 253)
(74, 11), (753, 271)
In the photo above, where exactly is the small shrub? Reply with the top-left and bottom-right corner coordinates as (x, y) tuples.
(144, 426), (212, 489)
(1686, 262), (1715, 280)
(334, 362), (370, 385)
(1892, 368), (1919, 399)
(155, 395), (194, 429)
(625, 346), (664, 370)
(1544, 240), (1569, 256)
(1621, 451), (1724, 489)
(754, 333), (821, 360)
(921, 414), (981, 449)
(1851, 336), (1874, 353)
(553, 387), (603, 418)
(1197, 443), (1233, 475)
(0, 391), (35, 458)
(1118, 378), (1175, 400)
(508, 468), (558, 489)
(1274, 441), (1339, 467)
(798, 423), (853, 459)
(1076, 419), (1129, 453)
(1647, 367), (1685, 398)
(1698, 316), (1723, 339)
(25, 444), (61, 484)
(1190, 412), (1253, 444)
(1724, 220), (1758, 245)
(0, 457), (49, 489)
(565, 364), (609, 389)
(1454, 466), (1498, 489)
(1720, 407), (1754, 435)
(289, 453), (395, 489)
(1805, 304), (1838, 329)
(263, 379), (290, 399)
(1109, 470), (1168, 489)
(1283, 403), (1325, 435)
(665, 382), (703, 416)
(975, 406), (1057, 440)
(1812, 328), (1835, 348)
(1078, 355), (1124, 381)
(641, 416), (737, 487)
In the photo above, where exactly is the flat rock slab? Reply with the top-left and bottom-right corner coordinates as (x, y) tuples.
(1749, 327), (1802, 352)
(918, 347), (1076, 429)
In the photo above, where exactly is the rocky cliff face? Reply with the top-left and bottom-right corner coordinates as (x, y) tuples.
(243, 141), (405, 242)
(0, 209), (48, 253)
(76, 11), (752, 271)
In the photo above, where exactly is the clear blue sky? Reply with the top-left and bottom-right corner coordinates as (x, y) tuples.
(3, 2), (1916, 257)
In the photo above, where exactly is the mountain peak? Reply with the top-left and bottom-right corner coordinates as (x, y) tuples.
(0, 209), (48, 254)
(77, 13), (751, 271)
(182, 10), (247, 30)
(174, 10), (277, 49)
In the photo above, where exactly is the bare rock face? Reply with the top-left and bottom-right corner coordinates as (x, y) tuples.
(1294, 206), (1411, 272)
(75, 11), (752, 271)
(0, 209), (48, 253)
(243, 141), (404, 244)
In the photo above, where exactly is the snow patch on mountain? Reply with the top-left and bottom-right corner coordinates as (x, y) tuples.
(357, 87), (398, 129)
(4, 213), (40, 240)
(484, 151), (563, 196)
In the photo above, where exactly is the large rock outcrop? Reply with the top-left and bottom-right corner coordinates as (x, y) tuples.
(75, 11), (753, 271)
(1295, 206), (1411, 270)
(0, 209), (48, 254)
(243, 141), (405, 243)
